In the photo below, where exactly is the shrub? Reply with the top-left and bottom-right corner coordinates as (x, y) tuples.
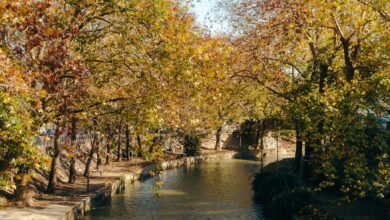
(294, 205), (338, 220)
(252, 171), (301, 203)
(269, 188), (316, 220)
(183, 134), (201, 156)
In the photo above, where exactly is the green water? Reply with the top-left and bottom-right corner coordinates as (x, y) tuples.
(86, 159), (265, 220)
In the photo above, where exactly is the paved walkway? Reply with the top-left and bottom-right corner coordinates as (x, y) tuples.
(0, 204), (74, 220)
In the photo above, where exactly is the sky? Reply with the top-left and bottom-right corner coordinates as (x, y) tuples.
(191, 0), (213, 24)
(190, 0), (222, 33)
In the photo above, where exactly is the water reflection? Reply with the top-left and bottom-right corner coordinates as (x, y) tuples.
(86, 159), (266, 220)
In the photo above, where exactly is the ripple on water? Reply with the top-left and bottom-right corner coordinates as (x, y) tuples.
(86, 159), (266, 220)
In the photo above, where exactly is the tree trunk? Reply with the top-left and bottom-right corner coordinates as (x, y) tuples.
(260, 135), (264, 149)
(276, 136), (279, 162)
(68, 157), (76, 184)
(84, 133), (97, 177)
(295, 126), (303, 173)
(105, 140), (111, 165)
(303, 63), (327, 178)
(105, 126), (112, 165)
(260, 145), (264, 173)
(137, 135), (143, 158)
(214, 126), (223, 150)
(117, 124), (122, 161)
(96, 140), (101, 170)
(255, 123), (261, 150)
(260, 131), (265, 172)
(341, 38), (355, 82)
(303, 139), (312, 179)
(68, 117), (77, 184)
(125, 126), (131, 160)
(14, 170), (33, 206)
(47, 124), (62, 193)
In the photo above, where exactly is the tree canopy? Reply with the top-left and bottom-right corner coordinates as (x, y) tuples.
(0, 0), (389, 203)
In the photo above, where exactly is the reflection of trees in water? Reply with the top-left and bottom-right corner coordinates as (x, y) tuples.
(90, 160), (264, 219)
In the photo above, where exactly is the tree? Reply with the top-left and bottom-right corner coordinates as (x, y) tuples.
(222, 0), (390, 198)
(0, 47), (44, 205)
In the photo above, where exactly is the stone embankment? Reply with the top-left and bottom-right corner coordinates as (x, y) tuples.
(0, 151), (234, 220)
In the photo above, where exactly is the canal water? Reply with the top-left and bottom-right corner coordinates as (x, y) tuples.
(86, 159), (265, 220)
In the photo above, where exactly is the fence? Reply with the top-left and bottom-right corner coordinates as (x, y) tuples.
(34, 133), (94, 152)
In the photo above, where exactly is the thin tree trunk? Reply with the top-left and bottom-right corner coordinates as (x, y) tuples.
(125, 126), (131, 160)
(255, 123), (261, 150)
(295, 126), (303, 173)
(96, 140), (101, 170)
(341, 38), (355, 82)
(260, 133), (265, 172)
(105, 140), (111, 165)
(260, 147), (264, 172)
(117, 123), (122, 161)
(276, 136), (279, 162)
(303, 138), (312, 179)
(260, 135), (264, 149)
(105, 126), (112, 165)
(84, 133), (97, 177)
(137, 135), (143, 158)
(68, 157), (76, 184)
(68, 117), (77, 184)
(214, 126), (223, 150)
(47, 124), (63, 193)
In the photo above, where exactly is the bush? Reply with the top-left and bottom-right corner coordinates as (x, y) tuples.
(269, 188), (316, 220)
(183, 134), (201, 156)
(252, 171), (301, 203)
(252, 172), (315, 219)
(294, 205), (339, 220)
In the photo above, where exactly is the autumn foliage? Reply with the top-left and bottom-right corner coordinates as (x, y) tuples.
(0, 0), (389, 205)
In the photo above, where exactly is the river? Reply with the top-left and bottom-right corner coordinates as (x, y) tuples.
(85, 158), (265, 220)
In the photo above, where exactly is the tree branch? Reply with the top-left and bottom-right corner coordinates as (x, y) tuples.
(231, 70), (292, 101)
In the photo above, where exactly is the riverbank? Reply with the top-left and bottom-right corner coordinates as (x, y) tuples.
(0, 150), (235, 220)
(256, 158), (389, 220)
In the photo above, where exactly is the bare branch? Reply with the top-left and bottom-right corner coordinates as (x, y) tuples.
(331, 14), (345, 39)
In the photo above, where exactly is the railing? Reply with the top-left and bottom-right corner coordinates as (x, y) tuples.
(34, 133), (94, 151)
